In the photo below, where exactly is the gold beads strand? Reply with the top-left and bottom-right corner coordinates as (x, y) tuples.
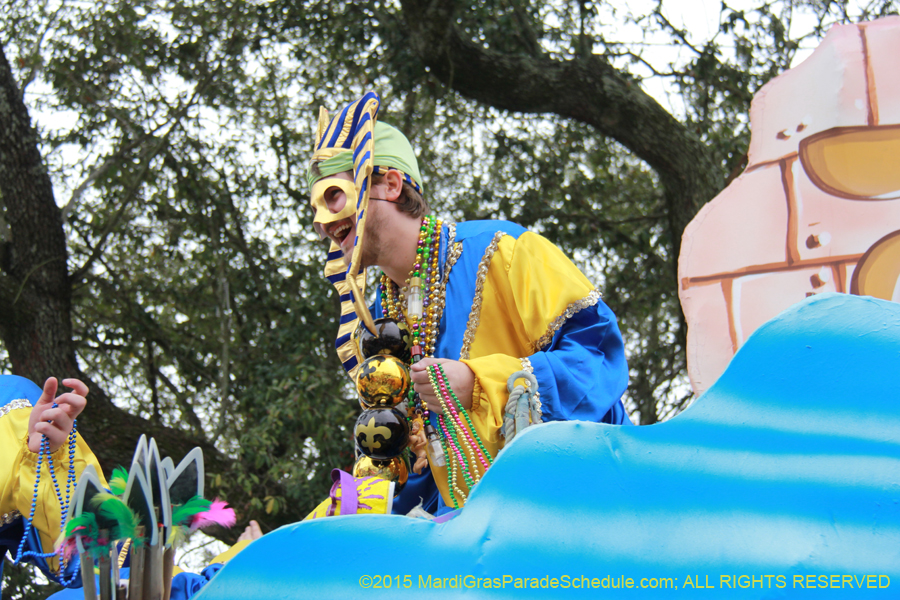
(423, 228), (442, 357)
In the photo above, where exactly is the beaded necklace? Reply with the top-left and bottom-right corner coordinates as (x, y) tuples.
(380, 215), (445, 464)
(14, 408), (78, 585)
(380, 214), (443, 357)
(427, 364), (493, 507)
(432, 364), (492, 471)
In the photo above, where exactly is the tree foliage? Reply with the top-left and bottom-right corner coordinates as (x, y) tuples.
(1, 0), (896, 594)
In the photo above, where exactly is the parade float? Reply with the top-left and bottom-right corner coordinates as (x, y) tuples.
(196, 293), (900, 599)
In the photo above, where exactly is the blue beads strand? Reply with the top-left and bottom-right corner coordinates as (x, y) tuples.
(13, 404), (79, 587)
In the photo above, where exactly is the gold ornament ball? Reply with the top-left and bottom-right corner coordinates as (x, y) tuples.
(352, 455), (409, 494)
(356, 355), (411, 409)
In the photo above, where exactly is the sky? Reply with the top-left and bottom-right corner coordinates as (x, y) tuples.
(624, 0), (823, 118)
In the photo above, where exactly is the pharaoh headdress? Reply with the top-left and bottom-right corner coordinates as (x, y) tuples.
(308, 92), (423, 378)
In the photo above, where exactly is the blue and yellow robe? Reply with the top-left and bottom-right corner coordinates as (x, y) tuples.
(371, 221), (631, 514)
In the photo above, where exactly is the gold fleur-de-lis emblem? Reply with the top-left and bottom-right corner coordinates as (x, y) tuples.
(357, 416), (392, 451)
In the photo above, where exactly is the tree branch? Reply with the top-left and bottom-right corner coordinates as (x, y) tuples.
(154, 366), (206, 439)
(60, 134), (152, 225)
(397, 0), (722, 246)
(69, 138), (165, 282)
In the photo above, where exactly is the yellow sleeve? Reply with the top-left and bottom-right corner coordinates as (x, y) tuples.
(463, 231), (595, 438)
(1, 402), (106, 574)
(428, 232), (596, 507)
(208, 540), (253, 565)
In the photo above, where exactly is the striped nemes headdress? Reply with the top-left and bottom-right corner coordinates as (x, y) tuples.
(308, 91), (423, 378)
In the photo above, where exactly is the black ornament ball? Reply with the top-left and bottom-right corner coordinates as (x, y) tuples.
(356, 318), (411, 362)
(354, 407), (410, 461)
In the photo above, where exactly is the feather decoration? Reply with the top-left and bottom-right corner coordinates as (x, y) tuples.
(190, 499), (236, 531)
(170, 496), (211, 527)
(90, 492), (143, 545)
(88, 533), (111, 559)
(62, 512), (98, 539)
(56, 512), (107, 559)
(56, 513), (97, 554)
(163, 496), (211, 549)
(56, 535), (80, 561)
(166, 524), (189, 548)
(109, 466), (129, 495)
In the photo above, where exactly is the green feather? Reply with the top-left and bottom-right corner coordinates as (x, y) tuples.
(109, 466), (128, 495)
(91, 492), (140, 542)
(63, 512), (98, 538)
(171, 496), (211, 527)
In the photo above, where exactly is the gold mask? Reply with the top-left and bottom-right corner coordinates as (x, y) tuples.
(310, 177), (358, 239)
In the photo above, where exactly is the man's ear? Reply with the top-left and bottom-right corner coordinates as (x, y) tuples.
(383, 169), (403, 202)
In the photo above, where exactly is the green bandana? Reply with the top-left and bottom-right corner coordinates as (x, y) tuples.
(308, 121), (423, 192)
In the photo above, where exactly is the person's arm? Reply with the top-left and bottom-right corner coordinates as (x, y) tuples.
(460, 231), (630, 437)
(1, 377), (106, 585)
(409, 230), (629, 507)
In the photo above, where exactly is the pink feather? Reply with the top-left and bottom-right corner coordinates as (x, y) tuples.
(55, 535), (80, 561)
(190, 499), (236, 531)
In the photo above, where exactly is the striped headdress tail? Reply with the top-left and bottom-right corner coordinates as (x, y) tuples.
(315, 92), (381, 378)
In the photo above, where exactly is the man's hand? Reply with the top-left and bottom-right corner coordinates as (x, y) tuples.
(27, 378), (88, 453)
(410, 358), (475, 414)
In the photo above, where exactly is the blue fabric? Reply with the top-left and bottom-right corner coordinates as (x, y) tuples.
(0, 520), (24, 590)
(389, 466), (440, 515)
(0, 374), (42, 407)
(171, 564), (225, 598)
(529, 301), (631, 424)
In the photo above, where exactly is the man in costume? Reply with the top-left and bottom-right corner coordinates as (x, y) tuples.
(1, 374), (105, 589)
(308, 92), (630, 516)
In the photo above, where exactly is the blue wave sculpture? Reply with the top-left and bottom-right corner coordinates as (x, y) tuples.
(197, 293), (900, 598)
